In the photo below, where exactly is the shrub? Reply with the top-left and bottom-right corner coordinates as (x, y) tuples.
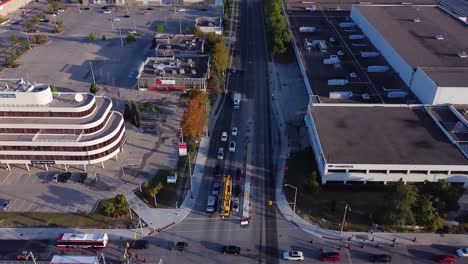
(89, 32), (96, 41)
(50, 85), (58, 92)
(90, 83), (99, 94)
(31, 34), (48, 45)
(126, 33), (136, 42)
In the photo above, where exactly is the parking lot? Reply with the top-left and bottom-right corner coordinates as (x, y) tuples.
(286, 8), (418, 104)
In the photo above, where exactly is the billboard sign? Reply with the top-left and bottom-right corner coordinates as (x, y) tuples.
(155, 79), (176, 85)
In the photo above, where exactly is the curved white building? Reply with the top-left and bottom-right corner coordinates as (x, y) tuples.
(0, 79), (125, 171)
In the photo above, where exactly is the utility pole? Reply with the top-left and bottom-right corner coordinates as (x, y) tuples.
(179, 13), (182, 34)
(89, 62), (96, 84)
(118, 25), (124, 47)
(340, 204), (351, 235)
(188, 152), (193, 199)
(284, 184), (297, 216)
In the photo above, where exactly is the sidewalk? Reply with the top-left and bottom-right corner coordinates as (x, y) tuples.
(268, 60), (468, 246)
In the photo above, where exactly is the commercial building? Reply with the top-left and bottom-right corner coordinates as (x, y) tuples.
(0, 79), (125, 171)
(195, 17), (223, 35)
(350, 5), (468, 105)
(0, 0), (33, 17)
(153, 34), (205, 57)
(136, 55), (210, 91)
(305, 102), (468, 186)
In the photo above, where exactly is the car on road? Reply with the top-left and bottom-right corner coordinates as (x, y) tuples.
(320, 252), (341, 262)
(217, 148), (224, 160)
(128, 30), (137, 34)
(229, 141), (236, 152)
(233, 184), (242, 197)
(206, 195), (217, 213)
(112, 17), (120, 21)
(79, 173), (87, 183)
(222, 245), (240, 255)
(221, 131), (228, 142)
(456, 248), (468, 257)
(130, 239), (149, 249)
(434, 255), (457, 263)
(12, 21), (20, 25)
(171, 241), (188, 251)
(283, 251), (304, 261)
(177, 8), (186, 12)
(236, 168), (242, 180)
(39, 18), (49, 22)
(201, 8), (208, 11)
(103, 10), (112, 14)
(146, 7), (154, 10)
(212, 182), (220, 196)
(214, 165), (221, 177)
(369, 254), (392, 263)
(231, 127), (238, 136)
(232, 198), (239, 213)
(0, 200), (11, 211)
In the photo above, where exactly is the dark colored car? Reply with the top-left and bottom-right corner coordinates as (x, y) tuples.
(201, 8), (207, 11)
(370, 254), (392, 263)
(434, 255), (457, 264)
(171, 241), (188, 251)
(236, 168), (242, 180)
(58, 172), (71, 182)
(79, 173), (88, 183)
(214, 165), (221, 177)
(147, 7), (154, 10)
(222, 245), (240, 255)
(233, 184), (242, 197)
(320, 252), (341, 262)
(130, 240), (149, 249)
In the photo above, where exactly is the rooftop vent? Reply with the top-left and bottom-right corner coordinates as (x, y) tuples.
(413, 17), (421, 22)
(435, 34), (444, 40)
(179, 68), (185, 74)
(191, 69), (197, 75)
(188, 58), (193, 63)
(458, 51), (467, 58)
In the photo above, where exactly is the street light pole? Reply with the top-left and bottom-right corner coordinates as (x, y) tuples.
(89, 62), (96, 84)
(340, 204), (351, 235)
(284, 184), (297, 216)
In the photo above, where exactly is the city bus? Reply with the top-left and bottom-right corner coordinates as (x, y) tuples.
(56, 233), (109, 248)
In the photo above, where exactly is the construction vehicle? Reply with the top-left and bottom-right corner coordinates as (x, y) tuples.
(219, 175), (232, 217)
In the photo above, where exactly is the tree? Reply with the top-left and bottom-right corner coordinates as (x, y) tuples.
(382, 182), (418, 226)
(32, 16), (40, 24)
(126, 33), (137, 43)
(114, 194), (129, 217)
(104, 201), (116, 217)
(263, 0), (291, 55)
(24, 22), (37, 32)
(101, 35), (107, 41)
(184, 26), (194, 34)
(207, 75), (222, 92)
(89, 32), (96, 41)
(31, 35), (48, 45)
(53, 21), (63, 33)
(5, 56), (16, 67)
(49, 1), (60, 12)
(90, 83), (99, 94)
(211, 36), (229, 74)
(150, 104), (158, 112)
(155, 24), (165, 33)
(415, 197), (443, 231)
(50, 85), (58, 92)
(10, 35), (19, 46)
(181, 91), (208, 138)
(193, 26), (202, 37)
(206, 32), (217, 51)
(148, 182), (164, 206)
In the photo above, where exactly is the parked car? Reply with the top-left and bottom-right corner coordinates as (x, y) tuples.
(283, 251), (304, 261)
(39, 18), (49, 22)
(221, 131), (228, 142)
(212, 182), (220, 196)
(201, 8), (208, 11)
(130, 240), (149, 249)
(232, 198), (240, 213)
(103, 10), (112, 14)
(177, 8), (186, 12)
(0, 200), (11, 211)
(217, 148), (224, 160)
(434, 255), (457, 263)
(233, 184), (242, 197)
(456, 248), (468, 257)
(146, 7), (154, 10)
(222, 245), (240, 255)
(229, 141), (236, 152)
(320, 252), (341, 262)
(171, 241), (188, 251)
(231, 127), (238, 136)
(112, 17), (120, 21)
(370, 254), (392, 263)
(128, 30), (137, 34)
(58, 172), (72, 183)
(79, 173), (87, 183)
(214, 165), (221, 177)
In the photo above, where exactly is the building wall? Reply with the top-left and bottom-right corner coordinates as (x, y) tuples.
(0, 0), (33, 17)
(350, 6), (415, 87)
(411, 67), (438, 104)
(304, 106), (326, 181)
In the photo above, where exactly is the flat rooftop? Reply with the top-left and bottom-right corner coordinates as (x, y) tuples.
(353, 5), (468, 72)
(138, 55), (209, 79)
(195, 16), (222, 27)
(311, 105), (468, 165)
(155, 35), (205, 56)
(285, 0), (437, 11)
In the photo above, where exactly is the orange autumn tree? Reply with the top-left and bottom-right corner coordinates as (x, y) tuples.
(181, 92), (208, 138)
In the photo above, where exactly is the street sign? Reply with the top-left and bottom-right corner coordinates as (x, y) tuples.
(178, 142), (187, 156)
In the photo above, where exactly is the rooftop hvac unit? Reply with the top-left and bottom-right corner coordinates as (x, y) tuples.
(349, 34), (365, 40)
(387, 91), (408, 98)
(330, 91), (353, 99)
(153, 64), (164, 70)
(367, 66), (389, 72)
(191, 69), (197, 75)
(180, 68), (185, 74)
(327, 79), (349, 86)
(188, 58), (193, 63)
(413, 17), (421, 22)
(299, 26), (316, 32)
(458, 51), (467, 58)
(338, 22), (355, 28)
(360, 51), (380, 57)
(435, 34), (444, 40)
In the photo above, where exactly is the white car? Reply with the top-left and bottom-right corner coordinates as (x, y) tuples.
(177, 8), (186, 12)
(229, 141), (236, 152)
(231, 127), (238, 136)
(221, 131), (228, 142)
(232, 198), (239, 213)
(103, 10), (112, 14)
(52, 173), (59, 183)
(283, 251), (304, 261)
(217, 148), (224, 160)
(112, 17), (120, 21)
(128, 30), (137, 34)
(457, 248), (468, 257)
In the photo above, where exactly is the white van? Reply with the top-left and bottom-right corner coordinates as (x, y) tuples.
(206, 195), (217, 213)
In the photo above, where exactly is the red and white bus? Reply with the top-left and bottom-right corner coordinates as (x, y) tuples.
(56, 233), (109, 249)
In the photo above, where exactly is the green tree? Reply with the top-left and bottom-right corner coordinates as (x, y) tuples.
(184, 26), (194, 34)
(114, 194), (129, 217)
(101, 35), (107, 41)
(31, 34), (48, 45)
(207, 75), (222, 92)
(211, 36), (229, 74)
(104, 201), (116, 217)
(50, 85), (58, 92)
(416, 197), (443, 231)
(10, 35), (19, 46)
(89, 32), (96, 41)
(90, 83), (99, 94)
(263, 0), (291, 55)
(148, 182), (164, 206)
(155, 24), (165, 33)
(24, 22), (37, 32)
(32, 16), (40, 24)
(382, 182), (418, 226)
(193, 26), (202, 37)
(5, 56), (16, 67)
(126, 33), (137, 43)
(206, 32), (217, 51)
(50, 1), (60, 12)
(150, 104), (158, 112)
